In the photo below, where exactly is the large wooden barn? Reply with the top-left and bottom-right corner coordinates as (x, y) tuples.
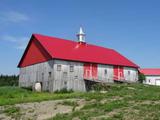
(18, 28), (139, 92)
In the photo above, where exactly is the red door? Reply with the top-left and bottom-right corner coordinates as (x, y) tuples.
(92, 64), (98, 79)
(114, 66), (124, 80)
(119, 66), (124, 80)
(84, 63), (91, 79)
(114, 66), (119, 80)
(84, 63), (97, 80)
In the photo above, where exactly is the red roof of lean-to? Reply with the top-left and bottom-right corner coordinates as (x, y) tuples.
(140, 69), (160, 75)
(18, 34), (139, 68)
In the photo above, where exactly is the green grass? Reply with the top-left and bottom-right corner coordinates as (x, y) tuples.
(0, 84), (124, 106)
(1, 84), (160, 106)
(4, 106), (20, 115)
(0, 86), (84, 106)
(59, 100), (78, 107)
(3, 106), (21, 119)
(50, 84), (160, 120)
(1, 84), (160, 119)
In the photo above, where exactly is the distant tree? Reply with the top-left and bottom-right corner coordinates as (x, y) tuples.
(0, 75), (19, 86)
(138, 73), (146, 83)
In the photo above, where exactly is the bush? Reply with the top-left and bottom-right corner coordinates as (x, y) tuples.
(138, 73), (146, 83)
(54, 88), (74, 93)
(21, 86), (33, 91)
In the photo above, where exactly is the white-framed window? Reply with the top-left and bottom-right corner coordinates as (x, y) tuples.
(148, 79), (151, 83)
(70, 65), (74, 72)
(57, 65), (61, 71)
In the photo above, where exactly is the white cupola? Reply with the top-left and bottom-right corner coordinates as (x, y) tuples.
(77, 27), (86, 43)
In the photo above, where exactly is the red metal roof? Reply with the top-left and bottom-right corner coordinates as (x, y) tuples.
(18, 34), (139, 68)
(140, 69), (160, 75)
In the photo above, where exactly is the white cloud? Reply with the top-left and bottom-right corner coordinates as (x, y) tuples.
(0, 11), (29, 23)
(1, 35), (29, 50)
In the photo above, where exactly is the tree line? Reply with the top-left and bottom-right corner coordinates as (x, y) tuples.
(0, 75), (19, 86)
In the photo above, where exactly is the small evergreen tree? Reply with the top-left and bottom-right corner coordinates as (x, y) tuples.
(138, 73), (146, 83)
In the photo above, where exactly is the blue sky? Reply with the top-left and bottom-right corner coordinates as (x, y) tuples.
(0, 0), (160, 75)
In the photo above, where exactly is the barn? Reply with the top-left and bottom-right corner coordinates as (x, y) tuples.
(18, 28), (139, 92)
(140, 69), (160, 86)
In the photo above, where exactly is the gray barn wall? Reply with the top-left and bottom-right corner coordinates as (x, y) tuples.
(53, 60), (85, 92)
(97, 64), (114, 83)
(123, 67), (138, 82)
(19, 59), (86, 92)
(19, 59), (138, 92)
(19, 60), (54, 91)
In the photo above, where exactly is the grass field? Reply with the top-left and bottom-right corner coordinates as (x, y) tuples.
(1, 84), (160, 119)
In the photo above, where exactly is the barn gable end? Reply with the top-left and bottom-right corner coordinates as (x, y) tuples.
(18, 37), (52, 67)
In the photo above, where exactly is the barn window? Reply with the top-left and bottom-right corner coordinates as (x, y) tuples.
(64, 81), (67, 85)
(128, 71), (130, 75)
(75, 76), (78, 80)
(49, 72), (52, 78)
(70, 65), (74, 72)
(104, 69), (107, 75)
(148, 79), (150, 83)
(57, 65), (61, 71)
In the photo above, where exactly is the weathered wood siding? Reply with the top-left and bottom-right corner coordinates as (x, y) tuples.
(52, 60), (86, 92)
(19, 60), (54, 91)
(97, 64), (114, 83)
(123, 67), (138, 82)
(19, 59), (138, 92)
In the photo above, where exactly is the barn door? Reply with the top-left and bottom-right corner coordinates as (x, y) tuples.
(41, 73), (44, 90)
(48, 72), (52, 91)
(92, 64), (98, 79)
(114, 66), (124, 80)
(84, 63), (91, 79)
(114, 66), (118, 80)
(119, 66), (124, 80)
(62, 72), (68, 89)
(84, 63), (97, 80)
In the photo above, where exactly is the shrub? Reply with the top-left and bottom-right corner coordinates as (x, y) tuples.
(54, 88), (74, 93)
(138, 73), (146, 83)
(21, 86), (33, 91)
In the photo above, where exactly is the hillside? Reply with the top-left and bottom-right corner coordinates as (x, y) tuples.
(0, 84), (160, 120)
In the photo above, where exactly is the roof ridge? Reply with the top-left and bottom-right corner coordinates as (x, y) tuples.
(33, 33), (78, 43)
(33, 33), (113, 50)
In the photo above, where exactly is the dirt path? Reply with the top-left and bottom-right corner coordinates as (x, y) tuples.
(0, 99), (86, 120)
